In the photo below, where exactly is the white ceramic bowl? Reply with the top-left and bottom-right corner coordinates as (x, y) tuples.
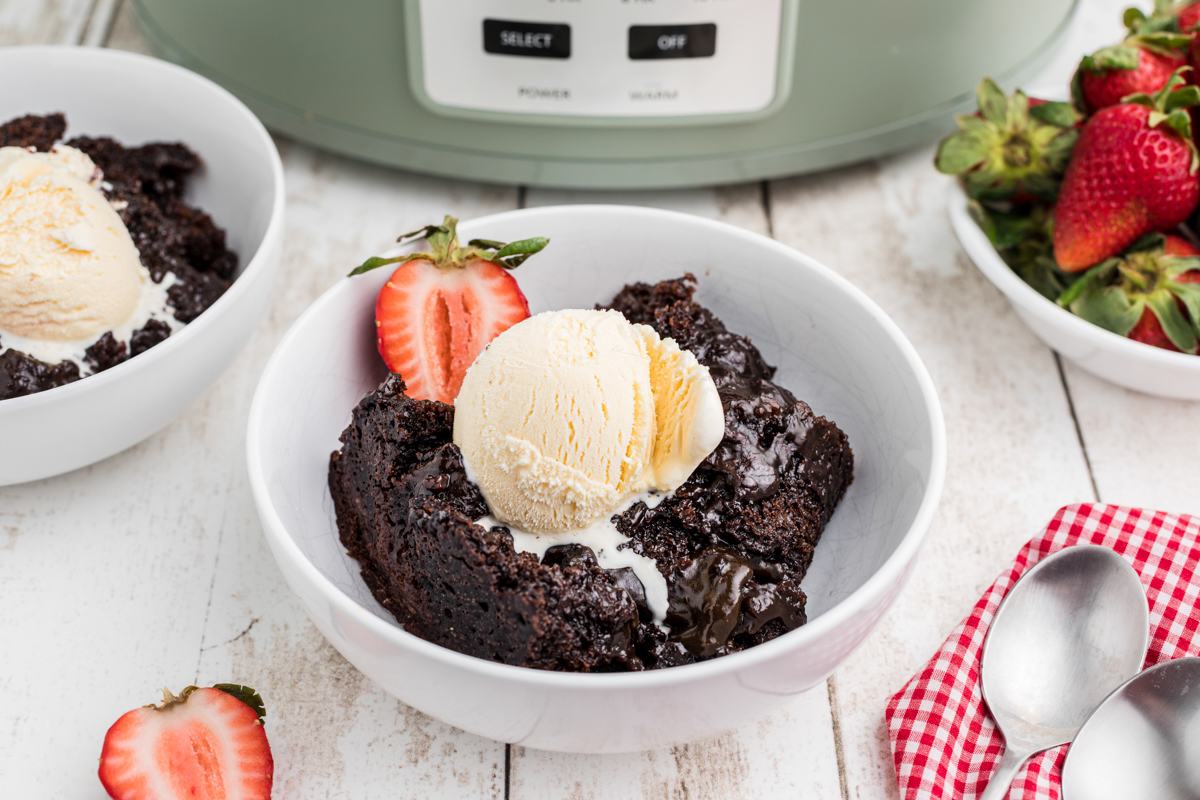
(0, 46), (284, 485)
(247, 205), (945, 753)
(949, 184), (1200, 399)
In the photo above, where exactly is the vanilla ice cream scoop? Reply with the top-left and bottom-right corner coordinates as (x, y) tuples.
(0, 145), (144, 343)
(453, 308), (725, 534)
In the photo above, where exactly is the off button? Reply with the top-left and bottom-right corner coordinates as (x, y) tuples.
(628, 24), (717, 59)
(483, 19), (571, 59)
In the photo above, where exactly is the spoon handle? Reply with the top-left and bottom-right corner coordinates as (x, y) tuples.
(978, 747), (1031, 800)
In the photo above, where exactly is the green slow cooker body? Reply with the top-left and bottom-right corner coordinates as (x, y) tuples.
(133, 0), (1077, 189)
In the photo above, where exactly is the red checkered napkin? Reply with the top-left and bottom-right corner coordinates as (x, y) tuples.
(885, 504), (1200, 799)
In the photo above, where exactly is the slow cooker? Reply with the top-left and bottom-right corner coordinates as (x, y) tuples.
(132, 0), (1077, 189)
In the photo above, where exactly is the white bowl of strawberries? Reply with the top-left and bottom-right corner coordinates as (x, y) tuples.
(952, 186), (1200, 399)
(942, 2), (1200, 399)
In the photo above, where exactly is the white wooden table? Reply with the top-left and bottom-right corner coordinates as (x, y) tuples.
(3, 1), (1197, 797)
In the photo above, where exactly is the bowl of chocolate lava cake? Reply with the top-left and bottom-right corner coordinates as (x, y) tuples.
(247, 205), (945, 753)
(0, 47), (283, 484)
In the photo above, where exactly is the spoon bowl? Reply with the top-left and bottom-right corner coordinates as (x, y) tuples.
(978, 545), (1150, 800)
(1062, 656), (1200, 800)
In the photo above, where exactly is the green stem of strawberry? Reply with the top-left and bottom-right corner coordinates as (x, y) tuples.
(349, 215), (549, 276)
(143, 684), (267, 722)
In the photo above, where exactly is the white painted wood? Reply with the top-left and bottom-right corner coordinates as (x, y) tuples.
(80, 0), (119, 47)
(0, 0), (95, 45)
(767, 150), (1097, 799)
(3, 0), (1198, 798)
(525, 184), (771, 237)
(1063, 363), (1200, 517)
(510, 686), (844, 800)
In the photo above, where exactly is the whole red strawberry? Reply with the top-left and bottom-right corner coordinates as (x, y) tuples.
(1180, 1), (1200, 34)
(1073, 7), (1194, 114)
(349, 216), (547, 404)
(99, 684), (272, 800)
(1054, 70), (1200, 271)
(1128, 234), (1200, 350)
(1078, 45), (1187, 113)
(1059, 232), (1200, 353)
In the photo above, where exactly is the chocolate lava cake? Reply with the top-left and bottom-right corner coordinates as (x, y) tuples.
(328, 275), (854, 671)
(0, 113), (238, 400)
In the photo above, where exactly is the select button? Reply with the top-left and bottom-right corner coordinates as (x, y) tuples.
(629, 24), (717, 59)
(483, 19), (571, 59)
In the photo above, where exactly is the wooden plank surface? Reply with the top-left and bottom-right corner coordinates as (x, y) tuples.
(2, 0), (1194, 798)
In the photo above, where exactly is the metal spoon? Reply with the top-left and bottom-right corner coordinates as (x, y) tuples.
(1061, 656), (1200, 800)
(978, 545), (1149, 800)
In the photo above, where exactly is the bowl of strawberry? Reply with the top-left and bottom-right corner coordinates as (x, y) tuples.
(942, 1), (1200, 399)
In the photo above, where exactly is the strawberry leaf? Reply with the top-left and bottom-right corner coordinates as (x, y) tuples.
(1161, 255), (1200, 277)
(1013, 253), (1075, 301)
(351, 217), (549, 276)
(396, 224), (447, 244)
(1080, 45), (1141, 73)
(491, 237), (549, 266)
(1071, 285), (1144, 336)
(968, 202), (1039, 249)
(1169, 281), (1200, 333)
(1127, 232), (1168, 253)
(349, 255), (408, 276)
(1133, 31), (1196, 54)
(1058, 260), (1117, 307)
(1124, 6), (1148, 31)
(1124, 91), (1158, 108)
(1173, 282), (1200, 327)
(1147, 289), (1199, 351)
(1165, 85), (1200, 112)
(1029, 102), (1081, 128)
(934, 128), (990, 174)
(213, 684), (267, 723)
(977, 78), (1008, 126)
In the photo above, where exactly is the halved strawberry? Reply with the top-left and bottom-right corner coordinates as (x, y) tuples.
(350, 216), (546, 405)
(98, 684), (272, 800)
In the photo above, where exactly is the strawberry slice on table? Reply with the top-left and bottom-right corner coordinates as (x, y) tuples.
(349, 216), (546, 405)
(1058, 232), (1200, 354)
(98, 684), (272, 800)
(934, 78), (1079, 203)
(1053, 69), (1200, 272)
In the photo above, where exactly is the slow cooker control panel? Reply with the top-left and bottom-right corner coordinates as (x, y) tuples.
(414, 0), (784, 119)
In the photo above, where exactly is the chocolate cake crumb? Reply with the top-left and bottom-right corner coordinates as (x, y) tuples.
(130, 320), (172, 357)
(0, 347), (80, 399)
(84, 333), (128, 373)
(0, 112), (65, 152)
(0, 114), (238, 401)
(329, 279), (854, 671)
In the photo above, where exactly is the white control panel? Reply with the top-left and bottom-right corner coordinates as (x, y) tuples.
(414, 0), (785, 119)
